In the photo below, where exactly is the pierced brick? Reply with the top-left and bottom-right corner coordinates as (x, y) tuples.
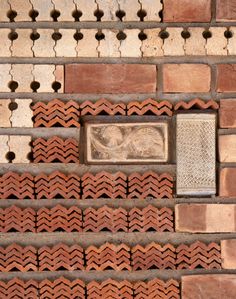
(55, 29), (77, 57)
(8, 0), (32, 21)
(117, 0), (140, 21)
(163, 28), (185, 56)
(0, 99), (11, 127)
(11, 99), (33, 128)
(76, 29), (99, 57)
(119, 29), (142, 58)
(8, 135), (32, 163)
(74, 0), (97, 21)
(141, 29), (163, 57)
(11, 64), (33, 93)
(11, 29), (33, 57)
(30, 0), (54, 21)
(52, 0), (76, 21)
(32, 29), (55, 57)
(0, 64), (11, 92)
(140, 0), (162, 21)
(0, 29), (11, 57)
(98, 29), (120, 57)
(206, 27), (227, 56)
(184, 27), (206, 56)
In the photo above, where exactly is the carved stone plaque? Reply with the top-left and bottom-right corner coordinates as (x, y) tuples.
(86, 122), (168, 163)
(176, 113), (216, 196)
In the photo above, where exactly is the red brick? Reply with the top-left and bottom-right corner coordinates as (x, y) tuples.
(219, 168), (236, 198)
(216, 0), (236, 21)
(163, 0), (211, 22)
(65, 64), (157, 94)
(163, 64), (211, 93)
(221, 239), (236, 269)
(217, 64), (236, 93)
(182, 275), (236, 299)
(176, 204), (236, 233)
(220, 99), (236, 128)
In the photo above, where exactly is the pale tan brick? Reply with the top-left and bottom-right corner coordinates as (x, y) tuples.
(98, 30), (120, 57)
(31, 0), (53, 21)
(0, 65), (11, 92)
(0, 0), (10, 22)
(0, 29), (11, 57)
(11, 99), (33, 128)
(228, 27), (236, 55)
(76, 29), (98, 57)
(8, 0), (32, 21)
(33, 65), (54, 93)
(55, 29), (77, 57)
(8, 136), (31, 163)
(184, 27), (206, 55)
(141, 29), (163, 57)
(54, 65), (64, 93)
(117, 0), (140, 21)
(221, 240), (236, 269)
(74, 0), (97, 21)
(0, 100), (11, 128)
(32, 29), (55, 57)
(11, 29), (33, 57)
(0, 136), (9, 163)
(96, 0), (119, 21)
(206, 27), (227, 56)
(163, 28), (185, 56)
(52, 0), (75, 21)
(140, 0), (162, 21)
(119, 29), (142, 57)
(11, 64), (33, 93)
(219, 135), (236, 162)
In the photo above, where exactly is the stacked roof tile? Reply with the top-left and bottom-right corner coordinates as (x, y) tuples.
(127, 99), (173, 116)
(80, 99), (126, 115)
(0, 278), (38, 299)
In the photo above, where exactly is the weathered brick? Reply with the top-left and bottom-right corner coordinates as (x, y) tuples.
(163, 64), (211, 93)
(219, 168), (236, 197)
(182, 275), (236, 299)
(65, 64), (157, 94)
(221, 240), (236, 269)
(176, 204), (236, 233)
(216, 0), (236, 22)
(163, 0), (211, 22)
(220, 99), (236, 128)
(217, 64), (236, 92)
(219, 135), (236, 162)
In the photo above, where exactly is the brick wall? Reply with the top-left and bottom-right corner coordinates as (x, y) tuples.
(0, 1), (236, 298)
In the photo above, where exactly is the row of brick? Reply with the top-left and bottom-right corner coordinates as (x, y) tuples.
(0, 171), (173, 199)
(0, 241), (222, 272)
(0, 204), (174, 233)
(3, 63), (236, 94)
(1, 0), (236, 23)
(3, 27), (236, 58)
(0, 277), (180, 299)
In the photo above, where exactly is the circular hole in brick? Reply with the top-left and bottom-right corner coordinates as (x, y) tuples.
(6, 151), (15, 163)
(8, 31), (18, 41)
(8, 81), (18, 92)
(52, 32), (62, 41)
(117, 31), (127, 40)
(30, 31), (40, 41)
(52, 81), (61, 92)
(7, 10), (17, 22)
(181, 30), (191, 39)
(30, 81), (40, 92)
(138, 31), (147, 41)
(94, 9), (104, 21)
(116, 10), (126, 21)
(8, 102), (18, 111)
(159, 30), (169, 39)
(137, 9), (147, 21)
(29, 9), (39, 21)
(72, 9), (82, 21)
(50, 9), (60, 21)
(202, 30), (212, 39)
(224, 29), (233, 39)
(95, 32), (105, 41)
(74, 31), (83, 41)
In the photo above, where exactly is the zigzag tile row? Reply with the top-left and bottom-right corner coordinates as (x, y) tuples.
(32, 98), (218, 127)
(32, 99), (80, 127)
(32, 136), (80, 163)
(0, 205), (174, 233)
(0, 278), (180, 299)
(0, 171), (173, 199)
(0, 242), (221, 272)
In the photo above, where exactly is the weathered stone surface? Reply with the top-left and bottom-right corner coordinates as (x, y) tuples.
(86, 122), (168, 163)
(176, 204), (236, 233)
(219, 135), (236, 163)
(182, 275), (236, 299)
(219, 168), (236, 198)
(221, 240), (236, 269)
(220, 99), (236, 128)
(65, 64), (157, 94)
(176, 113), (216, 196)
(216, 0), (236, 21)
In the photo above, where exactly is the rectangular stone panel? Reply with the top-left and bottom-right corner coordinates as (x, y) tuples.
(182, 275), (236, 299)
(85, 122), (168, 163)
(176, 113), (216, 196)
